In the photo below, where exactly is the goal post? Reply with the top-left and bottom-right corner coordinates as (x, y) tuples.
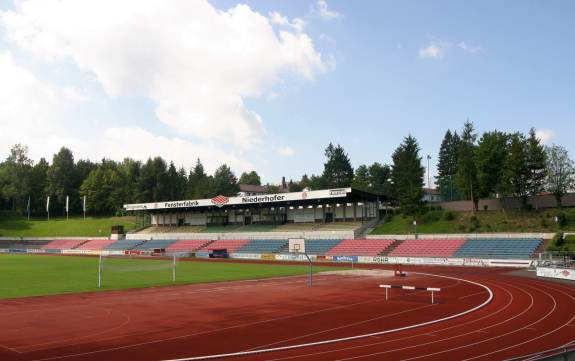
(98, 253), (177, 289)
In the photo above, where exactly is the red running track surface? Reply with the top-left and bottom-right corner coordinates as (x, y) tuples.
(0, 263), (574, 361)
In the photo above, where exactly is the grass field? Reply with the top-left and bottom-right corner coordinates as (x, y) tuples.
(0, 215), (137, 237)
(371, 209), (575, 235)
(0, 254), (340, 299)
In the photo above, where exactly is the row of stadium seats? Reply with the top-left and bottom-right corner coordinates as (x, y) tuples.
(42, 239), (88, 250)
(235, 239), (288, 254)
(389, 239), (466, 257)
(75, 239), (116, 250)
(198, 239), (251, 253)
(0, 237), (544, 259)
(453, 239), (542, 259)
(326, 239), (395, 256)
(166, 240), (212, 252)
(133, 239), (177, 251)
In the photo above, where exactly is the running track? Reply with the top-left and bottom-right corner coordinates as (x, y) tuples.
(0, 263), (574, 361)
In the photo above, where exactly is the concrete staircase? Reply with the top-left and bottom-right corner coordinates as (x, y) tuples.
(379, 239), (403, 256)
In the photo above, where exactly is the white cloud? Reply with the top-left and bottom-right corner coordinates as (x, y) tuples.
(419, 40), (450, 60)
(535, 129), (554, 144)
(1, 0), (330, 149)
(269, 11), (305, 33)
(314, 0), (341, 21)
(457, 41), (483, 54)
(278, 146), (295, 157)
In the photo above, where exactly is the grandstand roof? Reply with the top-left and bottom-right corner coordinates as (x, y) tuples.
(124, 187), (381, 212)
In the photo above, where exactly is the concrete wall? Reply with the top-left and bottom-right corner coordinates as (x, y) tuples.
(437, 193), (575, 212)
(367, 232), (554, 240)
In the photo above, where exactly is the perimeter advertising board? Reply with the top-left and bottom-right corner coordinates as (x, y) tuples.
(537, 267), (575, 281)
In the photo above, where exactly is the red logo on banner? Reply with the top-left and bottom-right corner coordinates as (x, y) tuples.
(211, 195), (229, 207)
(561, 270), (571, 277)
(302, 191), (308, 199)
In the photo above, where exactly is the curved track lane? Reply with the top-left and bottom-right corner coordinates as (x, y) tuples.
(0, 265), (573, 361)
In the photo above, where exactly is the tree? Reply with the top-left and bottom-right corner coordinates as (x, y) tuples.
(187, 158), (210, 199)
(210, 164), (239, 196)
(80, 164), (124, 215)
(476, 130), (509, 199)
(138, 157), (168, 202)
(266, 185), (280, 194)
(322, 143), (354, 188)
(47, 147), (76, 215)
(0, 144), (33, 212)
(545, 144), (575, 208)
(526, 128), (547, 207)
(503, 133), (530, 210)
(288, 179), (303, 192)
(118, 158), (141, 203)
(29, 158), (49, 214)
(455, 121), (479, 211)
(239, 171), (261, 185)
(391, 135), (425, 213)
(436, 130), (461, 201)
(368, 162), (392, 197)
(352, 165), (370, 191)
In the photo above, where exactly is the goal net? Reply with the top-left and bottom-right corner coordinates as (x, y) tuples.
(98, 254), (177, 288)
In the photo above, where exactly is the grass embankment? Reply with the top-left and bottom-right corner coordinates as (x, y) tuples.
(0, 214), (137, 237)
(371, 209), (575, 235)
(0, 254), (339, 299)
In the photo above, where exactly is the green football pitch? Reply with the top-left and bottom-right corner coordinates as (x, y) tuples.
(0, 254), (340, 299)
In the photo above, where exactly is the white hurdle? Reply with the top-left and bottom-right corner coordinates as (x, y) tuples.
(380, 284), (442, 304)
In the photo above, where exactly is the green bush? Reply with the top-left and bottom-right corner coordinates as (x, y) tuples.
(422, 210), (442, 223)
(552, 232), (564, 247)
(384, 214), (394, 223)
(443, 210), (456, 221)
(554, 211), (568, 228)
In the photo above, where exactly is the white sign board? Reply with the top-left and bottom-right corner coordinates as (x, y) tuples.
(537, 267), (575, 281)
(124, 188), (352, 211)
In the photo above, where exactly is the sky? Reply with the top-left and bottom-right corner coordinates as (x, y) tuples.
(0, 0), (574, 186)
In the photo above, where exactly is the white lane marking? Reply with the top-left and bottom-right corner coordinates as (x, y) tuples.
(160, 272), (493, 361)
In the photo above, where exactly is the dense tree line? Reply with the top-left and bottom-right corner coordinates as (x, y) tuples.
(436, 121), (575, 211)
(0, 146), (240, 216)
(1, 126), (573, 217)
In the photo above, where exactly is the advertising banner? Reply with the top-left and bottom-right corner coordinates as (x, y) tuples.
(229, 253), (261, 260)
(537, 267), (575, 280)
(260, 254), (277, 261)
(124, 188), (352, 211)
(334, 256), (358, 263)
(276, 254), (317, 262)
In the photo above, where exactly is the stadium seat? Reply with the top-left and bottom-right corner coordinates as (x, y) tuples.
(454, 239), (542, 259)
(75, 239), (116, 250)
(166, 240), (212, 252)
(236, 239), (288, 253)
(389, 239), (465, 257)
(41, 239), (89, 250)
(300, 239), (343, 255)
(197, 239), (250, 253)
(326, 239), (395, 256)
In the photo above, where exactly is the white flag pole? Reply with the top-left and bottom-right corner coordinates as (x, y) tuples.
(65, 195), (69, 220)
(27, 195), (30, 221)
(46, 196), (50, 221)
(83, 195), (86, 220)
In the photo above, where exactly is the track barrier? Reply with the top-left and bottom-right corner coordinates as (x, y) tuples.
(380, 284), (441, 304)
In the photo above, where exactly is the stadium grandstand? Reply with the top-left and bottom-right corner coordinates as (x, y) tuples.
(124, 188), (383, 234)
